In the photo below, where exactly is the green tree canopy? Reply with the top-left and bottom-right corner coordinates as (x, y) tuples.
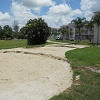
(19, 26), (27, 39)
(59, 27), (70, 35)
(3, 25), (12, 39)
(85, 20), (94, 41)
(71, 17), (86, 41)
(85, 20), (94, 30)
(0, 26), (3, 38)
(26, 18), (50, 45)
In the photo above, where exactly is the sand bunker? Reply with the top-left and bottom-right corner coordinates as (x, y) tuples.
(0, 44), (85, 100)
(0, 49), (73, 100)
(0, 44), (86, 100)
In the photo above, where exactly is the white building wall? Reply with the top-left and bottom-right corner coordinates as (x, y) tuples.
(93, 11), (100, 44)
(72, 28), (75, 39)
(94, 24), (100, 44)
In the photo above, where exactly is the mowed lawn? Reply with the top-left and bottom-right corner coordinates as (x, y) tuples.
(66, 47), (100, 69)
(50, 47), (100, 100)
(0, 39), (57, 50)
(0, 40), (27, 49)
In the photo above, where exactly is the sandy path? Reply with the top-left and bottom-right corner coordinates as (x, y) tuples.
(0, 44), (86, 100)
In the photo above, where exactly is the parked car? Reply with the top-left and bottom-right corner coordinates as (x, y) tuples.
(69, 37), (75, 41)
(56, 36), (63, 40)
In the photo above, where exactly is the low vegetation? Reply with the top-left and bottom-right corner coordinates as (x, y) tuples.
(66, 47), (100, 69)
(50, 47), (100, 100)
(49, 39), (93, 45)
(0, 40), (55, 50)
(0, 40), (27, 49)
(26, 18), (50, 45)
(0, 39), (100, 100)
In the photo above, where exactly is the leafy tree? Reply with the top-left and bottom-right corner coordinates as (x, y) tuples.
(71, 17), (86, 42)
(92, 12), (100, 46)
(59, 27), (70, 40)
(3, 25), (12, 39)
(0, 26), (3, 39)
(19, 26), (27, 39)
(26, 18), (50, 45)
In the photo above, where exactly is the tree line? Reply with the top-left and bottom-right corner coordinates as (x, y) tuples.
(51, 12), (100, 45)
(71, 12), (100, 45)
(0, 20), (27, 40)
(0, 12), (100, 45)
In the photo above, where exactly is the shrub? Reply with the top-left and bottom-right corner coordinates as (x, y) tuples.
(26, 18), (50, 45)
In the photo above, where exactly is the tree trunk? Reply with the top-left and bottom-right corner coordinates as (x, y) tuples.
(89, 29), (92, 42)
(78, 28), (81, 43)
(89, 35), (91, 42)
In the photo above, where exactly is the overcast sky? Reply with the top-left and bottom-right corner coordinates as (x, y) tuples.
(0, 0), (100, 28)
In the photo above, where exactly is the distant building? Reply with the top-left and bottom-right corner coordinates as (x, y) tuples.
(60, 23), (75, 40)
(93, 11), (100, 44)
(60, 23), (93, 41)
(50, 20), (94, 41)
(75, 25), (94, 40)
(49, 27), (59, 39)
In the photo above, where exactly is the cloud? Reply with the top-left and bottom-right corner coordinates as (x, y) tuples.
(0, 12), (11, 21)
(11, 1), (37, 28)
(3, 0), (99, 29)
(42, 14), (73, 28)
(48, 4), (71, 15)
(42, 15), (65, 28)
(72, 9), (82, 16)
(10, 1), (74, 28)
(80, 0), (100, 20)
(22, 0), (55, 12)
(0, 12), (11, 27)
(45, 3), (83, 28)
(45, 3), (73, 27)
(42, 7), (73, 28)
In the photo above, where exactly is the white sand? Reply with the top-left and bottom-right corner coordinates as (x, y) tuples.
(0, 44), (86, 100)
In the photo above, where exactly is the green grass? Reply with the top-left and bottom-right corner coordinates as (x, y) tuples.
(49, 39), (93, 45)
(0, 40), (27, 49)
(50, 47), (100, 100)
(1, 40), (100, 100)
(26, 41), (57, 48)
(50, 70), (100, 100)
(66, 47), (100, 69)
(0, 40), (56, 49)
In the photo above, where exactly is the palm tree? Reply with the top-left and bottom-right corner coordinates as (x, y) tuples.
(92, 12), (100, 46)
(71, 17), (86, 42)
(85, 20), (94, 42)
(59, 27), (70, 40)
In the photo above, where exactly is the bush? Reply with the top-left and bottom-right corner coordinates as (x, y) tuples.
(26, 18), (50, 45)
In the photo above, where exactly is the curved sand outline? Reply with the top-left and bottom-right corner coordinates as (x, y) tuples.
(0, 46), (74, 100)
(0, 44), (87, 100)
(2, 50), (68, 62)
